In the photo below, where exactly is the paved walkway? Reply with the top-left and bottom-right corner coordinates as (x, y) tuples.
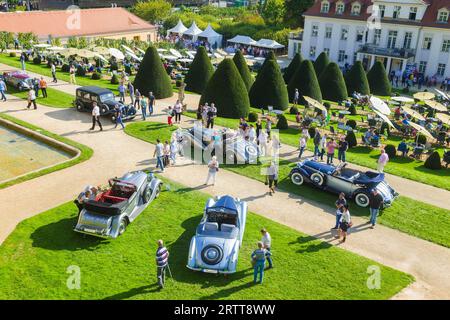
(0, 90), (449, 299)
(2, 62), (448, 210)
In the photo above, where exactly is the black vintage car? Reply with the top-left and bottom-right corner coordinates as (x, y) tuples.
(73, 86), (136, 123)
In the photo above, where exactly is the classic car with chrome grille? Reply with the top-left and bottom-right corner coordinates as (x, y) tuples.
(289, 160), (398, 208)
(187, 195), (247, 274)
(74, 171), (162, 238)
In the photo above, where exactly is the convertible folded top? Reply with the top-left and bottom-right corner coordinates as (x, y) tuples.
(206, 195), (238, 215)
(83, 199), (128, 216)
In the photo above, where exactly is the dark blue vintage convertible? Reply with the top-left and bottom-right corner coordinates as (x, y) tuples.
(289, 160), (398, 208)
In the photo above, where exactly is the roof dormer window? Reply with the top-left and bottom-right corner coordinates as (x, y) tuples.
(409, 7), (417, 20)
(336, 2), (345, 15)
(393, 6), (401, 19)
(351, 3), (361, 16)
(321, 1), (330, 13)
(438, 9), (449, 23)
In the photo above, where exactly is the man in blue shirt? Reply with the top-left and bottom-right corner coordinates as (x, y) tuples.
(118, 84), (126, 103)
(251, 241), (271, 284)
(114, 104), (125, 129)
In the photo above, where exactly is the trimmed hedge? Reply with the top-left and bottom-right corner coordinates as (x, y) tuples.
(283, 52), (302, 84)
(185, 46), (214, 94)
(33, 56), (41, 64)
(76, 66), (86, 77)
(345, 131), (357, 148)
(367, 61), (391, 96)
(91, 72), (101, 80)
(319, 62), (348, 102)
(111, 74), (119, 84)
(288, 60), (322, 103)
(61, 64), (70, 72)
(345, 61), (370, 95)
(349, 104), (357, 115)
(346, 119), (357, 129)
(248, 112), (258, 122)
(289, 106), (298, 114)
(133, 46), (173, 99)
(276, 114), (289, 130)
(200, 58), (250, 119)
(249, 58), (289, 110)
(385, 144), (396, 159)
(233, 50), (254, 92)
(424, 151), (442, 170)
(314, 52), (330, 78)
(9, 52), (16, 57)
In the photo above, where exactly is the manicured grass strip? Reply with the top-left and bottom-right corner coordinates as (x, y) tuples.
(0, 178), (413, 300)
(0, 113), (93, 190)
(124, 122), (450, 248)
(7, 86), (74, 109)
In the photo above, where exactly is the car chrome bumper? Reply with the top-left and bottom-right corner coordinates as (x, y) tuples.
(73, 226), (113, 239)
(186, 265), (235, 274)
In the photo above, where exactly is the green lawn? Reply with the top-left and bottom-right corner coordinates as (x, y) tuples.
(0, 178), (413, 300)
(7, 86), (74, 108)
(125, 122), (450, 248)
(0, 113), (93, 190)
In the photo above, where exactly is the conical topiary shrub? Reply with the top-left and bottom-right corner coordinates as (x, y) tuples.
(367, 61), (391, 96)
(384, 144), (396, 159)
(424, 151), (442, 170)
(287, 60), (322, 103)
(200, 58), (250, 119)
(283, 52), (302, 84)
(133, 46), (173, 99)
(345, 61), (370, 95)
(185, 46), (214, 94)
(249, 58), (289, 110)
(276, 114), (289, 130)
(345, 131), (357, 148)
(233, 50), (254, 92)
(314, 51), (330, 78)
(319, 62), (348, 102)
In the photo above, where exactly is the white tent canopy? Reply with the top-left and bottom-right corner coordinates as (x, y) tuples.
(183, 21), (203, 39)
(255, 38), (284, 49)
(167, 20), (187, 36)
(197, 24), (223, 48)
(369, 96), (391, 115)
(227, 35), (257, 46)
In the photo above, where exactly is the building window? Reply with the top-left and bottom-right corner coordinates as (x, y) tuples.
(338, 50), (346, 62)
(393, 6), (401, 19)
(419, 61), (427, 74)
(351, 4), (360, 15)
(353, 53), (358, 63)
(311, 25), (319, 37)
(336, 3), (345, 15)
(309, 46), (316, 58)
(442, 39), (450, 52)
(373, 29), (381, 45)
(437, 63), (446, 76)
(356, 30), (364, 42)
(403, 32), (413, 49)
(387, 30), (398, 49)
(438, 10), (449, 23)
(321, 1), (329, 13)
(341, 28), (348, 40)
(409, 7), (417, 20)
(423, 36), (432, 50)
(325, 26), (332, 39)
(378, 5), (385, 18)
(324, 48), (330, 56)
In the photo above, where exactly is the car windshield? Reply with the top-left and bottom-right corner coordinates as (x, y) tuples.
(24, 78), (34, 86)
(99, 93), (115, 102)
(206, 211), (237, 226)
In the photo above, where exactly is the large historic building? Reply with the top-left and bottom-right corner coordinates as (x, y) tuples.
(288, 0), (450, 79)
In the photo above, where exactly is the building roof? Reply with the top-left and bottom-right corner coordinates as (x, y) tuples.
(304, 0), (450, 29)
(0, 7), (156, 39)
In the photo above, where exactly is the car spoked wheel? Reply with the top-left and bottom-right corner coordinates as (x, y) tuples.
(201, 244), (223, 265)
(291, 172), (304, 185)
(76, 104), (83, 112)
(111, 115), (117, 123)
(118, 218), (128, 236)
(355, 192), (370, 208)
(155, 184), (161, 198)
(310, 173), (324, 186)
(143, 187), (152, 203)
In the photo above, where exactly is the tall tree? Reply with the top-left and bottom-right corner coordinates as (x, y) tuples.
(367, 61), (392, 96)
(184, 46), (214, 94)
(232, 50), (254, 92)
(319, 62), (348, 102)
(313, 51), (330, 78)
(287, 59), (322, 103)
(344, 61), (370, 95)
(260, 0), (285, 25)
(283, 52), (302, 84)
(131, 0), (172, 24)
(283, 0), (315, 28)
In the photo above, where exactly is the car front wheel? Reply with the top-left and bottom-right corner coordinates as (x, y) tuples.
(118, 218), (128, 236)
(355, 192), (370, 208)
(291, 172), (304, 185)
(310, 173), (324, 186)
(76, 103), (83, 112)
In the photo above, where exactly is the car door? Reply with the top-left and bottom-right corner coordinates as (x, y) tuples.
(326, 174), (353, 194)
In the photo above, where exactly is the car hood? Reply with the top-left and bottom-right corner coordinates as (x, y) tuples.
(192, 235), (238, 271)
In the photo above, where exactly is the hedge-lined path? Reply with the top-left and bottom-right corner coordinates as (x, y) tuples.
(0, 94), (449, 299)
(1, 62), (449, 210)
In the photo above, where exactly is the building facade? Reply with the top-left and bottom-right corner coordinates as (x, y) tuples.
(289, 0), (450, 79)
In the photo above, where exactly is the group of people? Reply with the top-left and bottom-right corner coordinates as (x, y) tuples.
(196, 103), (217, 128)
(224, 44), (273, 58)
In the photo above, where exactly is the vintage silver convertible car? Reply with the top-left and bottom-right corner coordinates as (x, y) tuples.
(179, 127), (258, 164)
(74, 171), (162, 238)
(187, 195), (247, 274)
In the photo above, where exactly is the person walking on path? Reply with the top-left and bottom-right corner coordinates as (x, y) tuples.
(128, 82), (135, 105)
(206, 103), (217, 128)
(50, 62), (57, 83)
(333, 192), (347, 229)
(261, 228), (273, 269)
(155, 240), (169, 289)
(39, 77), (47, 98)
(266, 161), (278, 195)
(134, 89), (141, 109)
(338, 136), (348, 163)
(118, 83), (126, 103)
(368, 189), (384, 229)
(69, 65), (76, 84)
(0, 78), (7, 102)
(337, 204), (352, 243)
(148, 92), (155, 115)
(313, 128), (321, 159)
(89, 102), (103, 131)
(140, 96), (148, 120)
(298, 135), (306, 159)
(251, 241), (271, 284)
(153, 139), (165, 172)
(205, 156), (219, 186)
(173, 99), (182, 124)
(326, 138), (338, 165)
(293, 88), (299, 106)
(377, 149), (389, 172)
(26, 88), (37, 110)
(114, 104), (125, 129)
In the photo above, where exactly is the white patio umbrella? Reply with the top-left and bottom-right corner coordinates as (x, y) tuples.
(47, 46), (65, 52)
(156, 48), (167, 53)
(369, 96), (391, 115)
(109, 48), (125, 60)
(162, 55), (178, 61)
(33, 43), (51, 49)
(76, 49), (96, 59)
(401, 105), (426, 121)
(413, 91), (435, 101)
(121, 44), (135, 54)
(60, 47), (80, 57)
(92, 46), (110, 55)
(436, 113), (450, 124)
(391, 96), (414, 104)
(136, 47), (146, 55)
(185, 51), (195, 59)
(373, 110), (396, 130)
(178, 58), (193, 63)
(169, 48), (183, 58)
(303, 96), (326, 112)
(125, 51), (141, 62)
(93, 53), (109, 63)
(212, 52), (223, 59)
(407, 121), (434, 140)
(434, 88), (450, 101)
(424, 100), (447, 112)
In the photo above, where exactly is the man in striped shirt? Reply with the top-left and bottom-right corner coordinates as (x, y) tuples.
(155, 239), (169, 288)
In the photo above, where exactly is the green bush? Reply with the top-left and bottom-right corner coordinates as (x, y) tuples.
(344, 61), (370, 95)
(9, 52), (16, 57)
(233, 50), (254, 91)
(61, 64), (70, 72)
(200, 58), (250, 119)
(287, 60), (322, 103)
(283, 52), (302, 84)
(249, 58), (289, 110)
(349, 104), (357, 115)
(346, 119), (357, 129)
(248, 112), (258, 122)
(276, 114), (289, 130)
(314, 52), (330, 78)
(367, 61), (392, 96)
(91, 72), (101, 80)
(110, 74), (119, 84)
(384, 144), (396, 159)
(32, 56), (41, 64)
(417, 134), (427, 145)
(125, 64), (132, 75)
(110, 62), (119, 71)
(380, 122), (390, 136)
(289, 106), (298, 114)
(424, 151), (442, 170)
(319, 62), (348, 102)
(185, 46), (214, 94)
(133, 46), (173, 99)
(345, 131), (357, 148)
(76, 66), (86, 77)
(324, 102), (331, 110)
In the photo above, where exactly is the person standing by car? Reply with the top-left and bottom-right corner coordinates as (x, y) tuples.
(313, 128), (321, 159)
(89, 102), (103, 131)
(26, 88), (37, 110)
(377, 149), (389, 172)
(338, 136), (348, 163)
(298, 135), (306, 159)
(114, 104), (125, 130)
(134, 89), (141, 110)
(266, 161), (278, 195)
(128, 82), (135, 105)
(140, 95), (148, 120)
(39, 77), (47, 98)
(155, 240), (169, 289)
(118, 83), (126, 103)
(205, 156), (219, 186)
(369, 189), (383, 229)
(337, 204), (352, 243)
(0, 78), (7, 102)
(326, 138), (338, 165)
(333, 192), (347, 229)
(260, 228), (273, 269)
(319, 134), (327, 161)
(148, 91), (155, 115)
(251, 241), (271, 284)
(153, 139), (165, 172)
